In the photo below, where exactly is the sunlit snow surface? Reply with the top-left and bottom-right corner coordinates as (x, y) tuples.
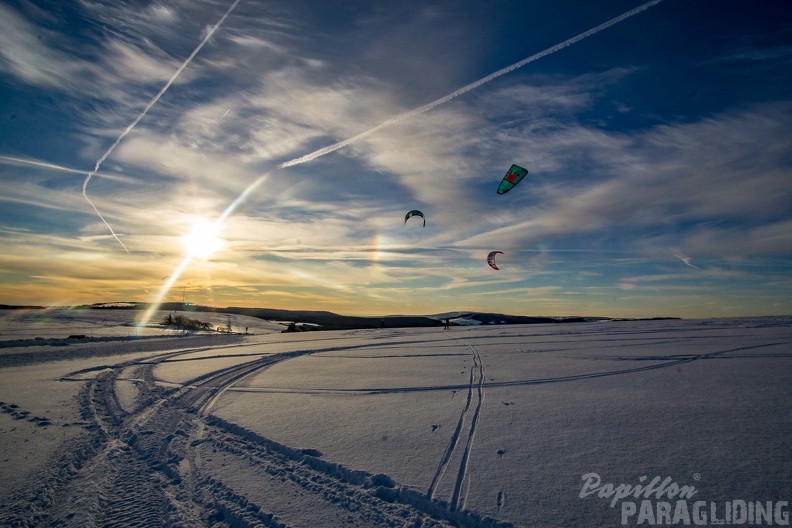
(0, 308), (285, 340)
(0, 315), (790, 527)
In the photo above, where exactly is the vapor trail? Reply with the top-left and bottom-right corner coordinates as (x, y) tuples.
(0, 155), (91, 175)
(672, 249), (702, 270)
(279, 0), (664, 169)
(83, 0), (243, 252)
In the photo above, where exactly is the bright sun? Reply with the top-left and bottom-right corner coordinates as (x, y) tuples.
(180, 220), (225, 259)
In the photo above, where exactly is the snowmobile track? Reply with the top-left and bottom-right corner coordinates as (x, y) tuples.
(1, 342), (511, 528)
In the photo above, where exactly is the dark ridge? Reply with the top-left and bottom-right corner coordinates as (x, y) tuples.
(1, 302), (682, 331)
(467, 313), (590, 325)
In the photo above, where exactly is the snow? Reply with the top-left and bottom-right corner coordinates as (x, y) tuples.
(0, 315), (790, 527)
(0, 308), (286, 341)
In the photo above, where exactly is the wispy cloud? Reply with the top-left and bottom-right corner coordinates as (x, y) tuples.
(1, 0), (790, 317)
(671, 249), (702, 270)
(0, 4), (85, 88)
(451, 102), (792, 254)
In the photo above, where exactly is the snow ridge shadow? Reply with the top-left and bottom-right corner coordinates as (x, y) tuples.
(206, 415), (513, 528)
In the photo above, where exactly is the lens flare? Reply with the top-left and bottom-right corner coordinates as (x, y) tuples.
(181, 220), (225, 260)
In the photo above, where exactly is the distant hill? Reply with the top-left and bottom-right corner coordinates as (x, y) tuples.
(130, 304), (612, 329)
(427, 312), (602, 325)
(82, 302), (442, 331)
(1, 302), (679, 331)
(221, 306), (441, 331)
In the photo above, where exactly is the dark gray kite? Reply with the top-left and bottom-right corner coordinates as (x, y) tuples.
(404, 210), (426, 227)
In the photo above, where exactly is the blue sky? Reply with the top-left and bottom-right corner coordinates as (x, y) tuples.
(1, 0), (790, 318)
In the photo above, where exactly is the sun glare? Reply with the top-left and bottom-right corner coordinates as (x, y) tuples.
(180, 220), (225, 259)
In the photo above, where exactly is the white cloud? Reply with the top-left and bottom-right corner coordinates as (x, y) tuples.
(100, 39), (183, 86)
(451, 103), (792, 257)
(0, 4), (85, 88)
(113, 132), (257, 193)
(227, 34), (287, 53)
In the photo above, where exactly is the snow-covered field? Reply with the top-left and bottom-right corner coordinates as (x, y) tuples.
(0, 312), (790, 527)
(0, 308), (285, 341)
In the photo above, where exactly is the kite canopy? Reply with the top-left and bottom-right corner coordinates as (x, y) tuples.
(404, 209), (426, 227)
(496, 164), (528, 194)
(487, 251), (504, 270)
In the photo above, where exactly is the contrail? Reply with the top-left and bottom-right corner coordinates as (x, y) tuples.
(279, 0), (665, 168)
(83, 0), (243, 252)
(0, 155), (95, 176)
(672, 249), (702, 270)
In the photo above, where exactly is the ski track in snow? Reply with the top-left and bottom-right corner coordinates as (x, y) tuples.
(225, 340), (792, 397)
(2, 319), (788, 526)
(0, 339), (512, 528)
(450, 342), (485, 513)
(427, 340), (485, 514)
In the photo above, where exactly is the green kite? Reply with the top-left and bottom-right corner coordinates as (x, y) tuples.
(496, 164), (528, 194)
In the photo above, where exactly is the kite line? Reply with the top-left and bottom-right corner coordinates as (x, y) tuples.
(82, 0), (242, 252)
